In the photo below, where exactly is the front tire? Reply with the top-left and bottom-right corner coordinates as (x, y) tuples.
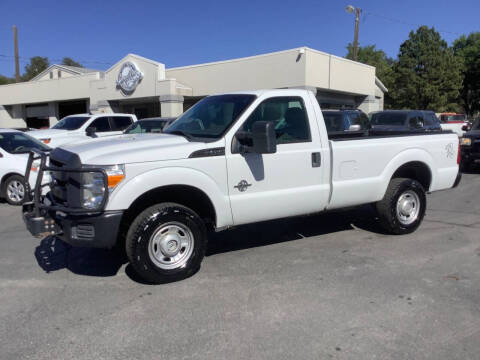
(126, 203), (207, 284)
(376, 178), (426, 235)
(3, 175), (26, 206)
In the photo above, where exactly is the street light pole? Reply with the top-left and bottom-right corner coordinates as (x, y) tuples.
(346, 5), (362, 61)
(353, 7), (361, 61)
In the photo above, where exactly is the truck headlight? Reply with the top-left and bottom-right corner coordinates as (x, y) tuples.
(81, 164), (125, 209)
(460, 138), (471, 146)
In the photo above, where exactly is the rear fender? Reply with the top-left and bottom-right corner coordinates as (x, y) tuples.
(377, 148), (435, 198)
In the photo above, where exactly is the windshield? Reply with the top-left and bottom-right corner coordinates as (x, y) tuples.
(164, 95), (256, 139)
(125, 120), (169, 134)
(0, 132), (50, 154)
(371, 112), (407, 126)
(52, 116), (90, 130)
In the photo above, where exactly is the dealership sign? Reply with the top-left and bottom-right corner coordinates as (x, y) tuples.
(116, 61), (143, 94)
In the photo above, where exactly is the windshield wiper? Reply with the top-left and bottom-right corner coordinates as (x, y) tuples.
(166, 130), (192, 141)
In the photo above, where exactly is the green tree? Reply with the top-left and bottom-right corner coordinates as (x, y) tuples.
(453, 32), (480, 116)
(22, 56), (49, 81)
(0, 75), (14, 85)
(393, 26), (463, 112)
(61, 57), (83, 67)
(346, 44), (395, 107)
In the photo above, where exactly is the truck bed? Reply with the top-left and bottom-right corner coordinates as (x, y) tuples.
(326, 131), (459, 210)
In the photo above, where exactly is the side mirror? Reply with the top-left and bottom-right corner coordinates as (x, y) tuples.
(86, 127), (97, 137)
(462, 125), (468, 131)
(348, 124), (361, 131)
(251, 121), (277, 154)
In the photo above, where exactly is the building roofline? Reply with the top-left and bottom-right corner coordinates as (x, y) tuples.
(105, 53), (163, 73)
(166, 47), (309, 71)
(375, 76), (388, 93)
(30, 64), (101, 81)
(166, 46), (376, 72)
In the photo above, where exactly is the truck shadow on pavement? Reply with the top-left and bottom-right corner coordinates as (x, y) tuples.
(33, 205), (384, 282)
(35, 236), (127, 277)
(206, 204), (384, 256)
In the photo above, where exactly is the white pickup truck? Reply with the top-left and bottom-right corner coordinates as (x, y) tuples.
(23, 89), (461, 284)
(28, 113), (137, 148)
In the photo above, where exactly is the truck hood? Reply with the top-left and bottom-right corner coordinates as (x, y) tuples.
(59, 133), (205, 164)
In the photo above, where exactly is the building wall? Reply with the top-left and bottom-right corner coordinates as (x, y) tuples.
(0, 49), (386, 128)
(166, 49), (307, 96)
(0, 73), (100, 106)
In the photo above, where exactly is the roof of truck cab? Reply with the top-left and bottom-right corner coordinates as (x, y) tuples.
(214, 89), (313, 96)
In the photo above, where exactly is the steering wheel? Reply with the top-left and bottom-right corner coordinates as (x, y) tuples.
(14, 145), (28, 153)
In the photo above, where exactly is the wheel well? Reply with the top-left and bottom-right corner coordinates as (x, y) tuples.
(391, 162), (432, 190)
(119, 185), (217, 240)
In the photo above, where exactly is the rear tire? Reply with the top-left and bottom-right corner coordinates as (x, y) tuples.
(3, 175), (26, 206)
(126, 203), (207, 284)
(376, 178), (426, 235)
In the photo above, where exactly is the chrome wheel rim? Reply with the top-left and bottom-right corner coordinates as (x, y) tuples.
(6, 180), (25, 203)
(148, 222), (194, 270)
(396, 190), (420, 225)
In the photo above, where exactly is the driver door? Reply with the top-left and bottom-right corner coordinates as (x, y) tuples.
(225, 93), (330, 226)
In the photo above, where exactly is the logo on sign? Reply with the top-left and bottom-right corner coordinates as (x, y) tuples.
(116, 61), (143, 95)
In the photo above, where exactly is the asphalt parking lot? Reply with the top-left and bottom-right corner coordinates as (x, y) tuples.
(1, 172), (479, 360)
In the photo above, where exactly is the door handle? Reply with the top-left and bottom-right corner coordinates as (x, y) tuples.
(312, 152), (321, 167)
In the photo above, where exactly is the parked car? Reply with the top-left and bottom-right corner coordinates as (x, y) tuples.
(0, 129), (50, 205)
(322, 109), (370, 133)
(28, 113), (138, 148)
(460, 118), (480, 170)
(438, 113), (468, 137)
(370, 110), (441, 134)
(23, 89), (461, 284)
(124, 117), (176, 134)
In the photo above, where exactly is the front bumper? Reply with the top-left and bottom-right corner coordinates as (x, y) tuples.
(461, 146), (480, 162)
(23, 202), (123, 248)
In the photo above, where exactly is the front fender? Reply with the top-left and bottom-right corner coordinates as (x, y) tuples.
(105, 166), (233, 228)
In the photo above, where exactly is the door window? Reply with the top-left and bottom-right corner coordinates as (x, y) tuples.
(88, 117), (111, 132)
(242, 97), (311, 144)
(409, 116), (424, 129)
(111, 116), (133, 131)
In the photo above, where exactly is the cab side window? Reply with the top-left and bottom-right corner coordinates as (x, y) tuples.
(242, 97), (311, 144)
(88, 117), (111, 132)
(111, 116), (133, 131)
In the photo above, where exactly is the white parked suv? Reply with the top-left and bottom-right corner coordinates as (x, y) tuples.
(0, 129), (50, 205)
(23, 89), (461, 283)
(28, 113), (137, 148)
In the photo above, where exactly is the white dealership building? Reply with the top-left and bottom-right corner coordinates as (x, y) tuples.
(0, 47), (387, 128)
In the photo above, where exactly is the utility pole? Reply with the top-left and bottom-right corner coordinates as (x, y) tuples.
(353, 7), (361, 61)
(13, 25), (20, 82)
(345, 5), (361, 61)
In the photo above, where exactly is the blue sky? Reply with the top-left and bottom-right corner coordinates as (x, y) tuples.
(0, 0), (478, 77)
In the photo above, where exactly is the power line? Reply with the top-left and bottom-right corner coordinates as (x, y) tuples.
(363, 10), (462, 36)
(0, 54), (113, 66)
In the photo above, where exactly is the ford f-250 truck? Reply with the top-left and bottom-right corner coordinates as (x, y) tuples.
(22, 89), (462, 284)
